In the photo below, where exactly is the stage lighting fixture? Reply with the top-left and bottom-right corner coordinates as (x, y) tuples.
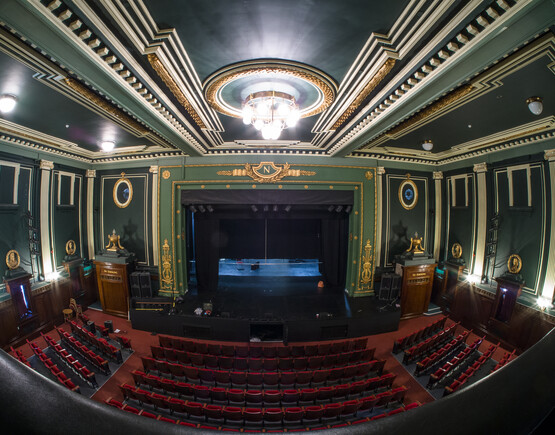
(251, 205), (258, 212)
(328, 205), (335, 212)
(273, 204), (278, 212)
(284, 205), (291, 212)
(189, 205), (197, 213)
(206, 205), (214, 212)
(335, 205), (343, 212)
(345, 205), (352, 213)
(198, 205), (206, 213)
(263, 205), (269, 212)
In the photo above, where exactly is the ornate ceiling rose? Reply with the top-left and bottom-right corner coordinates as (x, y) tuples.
(203, 59), (337, 120)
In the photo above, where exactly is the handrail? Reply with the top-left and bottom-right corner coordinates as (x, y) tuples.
(1, 328), (554, 434)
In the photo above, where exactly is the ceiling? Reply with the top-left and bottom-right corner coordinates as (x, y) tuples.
(0, 0), (553, 165)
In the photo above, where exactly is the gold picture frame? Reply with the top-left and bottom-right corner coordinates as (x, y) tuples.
(451, 243), (462, 259)
(65, 240), (77, 256)
(507, 254), (522, 274)
(398, 175), (418, 210)
(113, 173), (133, 208)
(6, 249), (20, 270)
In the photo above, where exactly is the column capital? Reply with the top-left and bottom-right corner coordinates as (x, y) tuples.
(40, 160), (54, 170)
(86, 169), (96, 178)
(545, 149), (555, 161)
(376, 167), (386, 175)
(473, 162), (488, 173)
(149, 165), (159, 174)
(433, 171), (443, 180)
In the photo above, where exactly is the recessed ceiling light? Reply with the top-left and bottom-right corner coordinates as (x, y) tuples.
(100, 140), (115, 152)
(0, 94), (17, 113)
(422, 140), (433, 151)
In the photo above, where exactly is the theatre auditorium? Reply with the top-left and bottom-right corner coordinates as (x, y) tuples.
(0, 1), (554, 433)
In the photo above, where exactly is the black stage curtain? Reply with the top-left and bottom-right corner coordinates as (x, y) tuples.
(319, 216), (349, 289)
(182, 189), (353, 205)
(194, 216), (220, 294)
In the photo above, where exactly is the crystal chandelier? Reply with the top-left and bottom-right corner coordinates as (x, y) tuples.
(242, 91), (300, 140)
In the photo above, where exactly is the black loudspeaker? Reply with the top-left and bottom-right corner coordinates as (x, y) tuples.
(390, 274), (401, 300)
(130, 272), (141, 298)
(139, 272), (152, 298)
(104, 320), (113, 333)
(379, 274), (392, 300)
(86, 320), (96, 334)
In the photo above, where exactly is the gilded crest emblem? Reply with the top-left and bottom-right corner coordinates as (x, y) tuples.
(6, 249), (20, 270)
(217, 162), (315, 183)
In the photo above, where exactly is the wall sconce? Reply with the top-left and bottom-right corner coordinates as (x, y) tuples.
(0, 94), (17, 113)
(537, 296), (552, 311)
(526, 96), (543, 115)
(421, 140), (433, 151)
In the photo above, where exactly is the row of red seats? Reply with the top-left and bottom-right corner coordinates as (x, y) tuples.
(10, 346), (31, 368)
(115, 335), (132, 350)
(393, 316), (447, 353)
(444, 342), (497, 396)
(402, 322), (459, 364)
(129, 370), (399, 406)
(414, 329), (470, 376)
(141, 356), (385, 388)
(491, 349), (516, 373)
(159, 335), (368, 358)
(427, 336), (484, 388)
(118, 386), (407, 427)
(26, 340), (81, 393)
(69, 320), (122, 363)
(151, 344), (375, 371)
(56, 327), (110, 375)
(42, 332), (98, 387)
(105, 397), (420, 430)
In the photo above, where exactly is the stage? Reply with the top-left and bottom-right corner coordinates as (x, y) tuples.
(130, 272), (401, 342)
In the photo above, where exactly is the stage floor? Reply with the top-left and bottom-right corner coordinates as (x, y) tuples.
(217, 258), (321, 277)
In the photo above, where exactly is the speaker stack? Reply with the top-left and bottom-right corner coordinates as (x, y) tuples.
(379, 273), (401, 300)
(130, 271), (152, 298)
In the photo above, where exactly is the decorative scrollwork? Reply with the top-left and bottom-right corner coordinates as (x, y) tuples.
(161, 238), (174, 290)
(360, 240), (373, 286)
(217, 162), (315, 183)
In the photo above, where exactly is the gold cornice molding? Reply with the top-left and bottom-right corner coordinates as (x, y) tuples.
(203, 60), (337, 119)
(64, 78), (149, 135)
(332, 58), (396, 130)
(385, 84), (475, 138)
(147, 53), (206, 129)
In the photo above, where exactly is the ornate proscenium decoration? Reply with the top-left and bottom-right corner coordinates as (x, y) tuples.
(217, 162), (315, 183)
(160, 238), (174, 292)
(105, 229), (124, 252)
(406, 232), (425, 255)
(204, 59), (337, 140)
(360, 240), (373, 288)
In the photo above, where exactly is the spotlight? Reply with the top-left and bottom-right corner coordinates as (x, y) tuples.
(189, 205), (197, 213)
(345, 205), (352, 213)
(198, 205), (206, 213)
(206, 205), (214, 213)
(537, 296), (552, 311)
(328, 205), (335, 212)
(421, 140), (433, 151)
(0, 94), (17, 113)
(335, 205), (343, 213)
(263, 205), (269, 212)
(273, 205), (278, 212)
(251, 205), (258, 212)
(466, 274), (480, 284)
(526, 96), (543, 115)
(284, 205), (291, 212)
(100, 140), (115, 152)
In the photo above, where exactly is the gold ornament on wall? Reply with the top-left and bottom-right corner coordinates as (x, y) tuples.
(217, 162), (315, 183)
(162, 170), (171, 179)
(65, 240), (77, 256)
(365, 171), (374, 180)
(451, 243), (462, 259)
(161, 238), (174, 290)
(105, 229), (124, 252)
(360, 240), (373, 286)
(113, 173), (133, 208)
(507, 254), (522, 274)
(398, 174), (418, 210)
(6, 249), (20, 270)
